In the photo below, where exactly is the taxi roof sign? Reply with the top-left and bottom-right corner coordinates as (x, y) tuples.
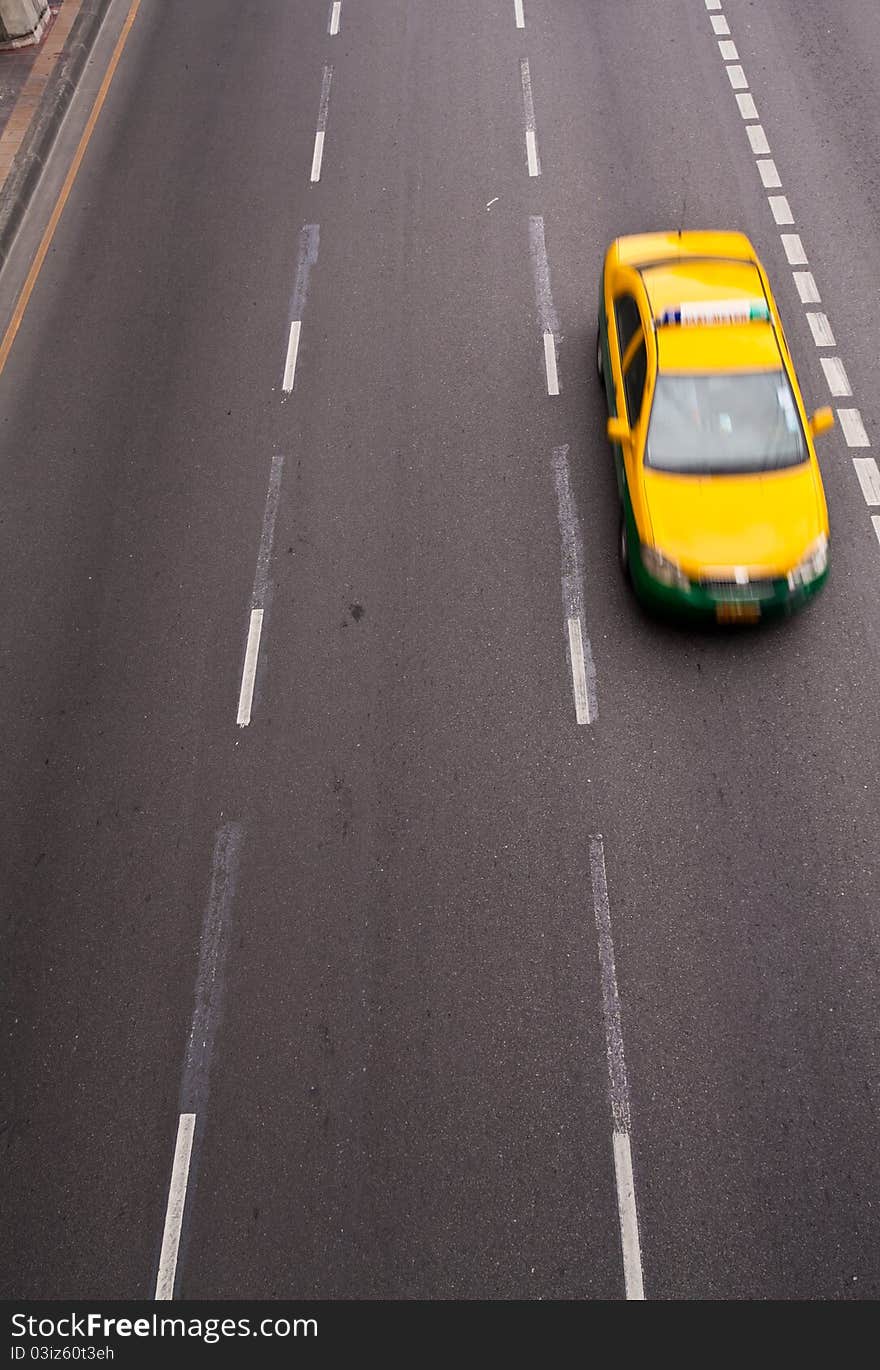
(656, 299), (771, 327)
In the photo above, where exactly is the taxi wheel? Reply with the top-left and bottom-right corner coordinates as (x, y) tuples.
(596, 329), (604, 380)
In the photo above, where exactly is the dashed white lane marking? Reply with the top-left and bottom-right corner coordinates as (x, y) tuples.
(853, 457), (880, 506)
(781, 233), (807, 265)
(514, 0), (525, 28)
(757, 157), (781, 188)
(310, 130), (326, 183)
(155, 1114), (196, 1301)
(806, 311), (835, 347)
(236, 609), (264, 727)
(768, 194), (794, 225)
(711, 14), (730, 34)
(746, 124), (770, 154)
(718, 39), (739, 60)
(735, 92), (758, 119)
(156, 822), (242, 1299)
(705, 0), (721, 9)
(726, 64), (748, 90)
(567, 617), (590, 723)
(552, 445), (598, 725)
(528, 216), (560, 392)
(872, 515), (880, 548)
(589, 836), (645, 1301)
(282, 320), (302, 392)
(793, 270), (820, 303)
(838, 408), (870, 448)
(543, 331), (559, 395)
(821, 356), (852, 397)
(310, 66), (333, 182)
(236, 450), (285, 727)
(329, 1), (341, 35)
(526, 131), (540, 178)
(520, 59), (541, 176)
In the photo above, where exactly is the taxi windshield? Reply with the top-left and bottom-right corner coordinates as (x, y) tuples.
(645, 370), (807, 474)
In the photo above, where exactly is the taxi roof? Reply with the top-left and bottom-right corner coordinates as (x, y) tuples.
(642, 257), (784, 374)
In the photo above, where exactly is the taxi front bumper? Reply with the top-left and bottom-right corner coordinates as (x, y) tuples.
(629, 541), (828, 622)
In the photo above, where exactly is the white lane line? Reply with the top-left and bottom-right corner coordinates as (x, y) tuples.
(793, 270), (820, 303)
(872, 515), (880, 548)
(613, 1133), (644, 1303)
(781, 233), (807, 265)
(853, 457), (880, 505)
(726, 64), (748, 90)
(329, 1), (341, 35)
(705, 0), (721, 9)
(310, 130), (325, 183)
(718, 39), (739, 61)
(552, 445), (597, 725)
(528, 216), (560, 391)
(821, 356), (852, 397)
(757, 157), (781, 188)
(526, 130), (540, 178)
(155, 1113), (196, 1301)
(282, 320), (302, 392)
(567, 617), (590, 723)
(838, 408), (870, 448)
(310, 65), (333, 182)
(806, 311), (835, 347)
(768, 194), (794, 225)
(589, 836), (645, 1301)
(710, 15), (730, 35)
(746, 124), (771, 154)
(543, 330), (559, 395)
(237, 608), (264, 727)
(514, 0), (525, 28)
(735, 92), (758, 119)
(520, 59), (541, 176)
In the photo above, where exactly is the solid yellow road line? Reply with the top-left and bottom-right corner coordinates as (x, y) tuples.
(0, 0), (142, 377)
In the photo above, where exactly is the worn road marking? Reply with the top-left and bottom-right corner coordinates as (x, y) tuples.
(711, 15), (730, 35)
(726, 64), (748, 90)
(310, 66), (333, 181)
(520, 59), (541, 176)
(552, 446), (597, 724)
(529, 216), (560, 392)
(590, 837), (645, 1301)
(155, 823), (243, 1298)
(719, 39), (739, 61)
(872, 516), (880, 548)
(735, 93), (758, 119)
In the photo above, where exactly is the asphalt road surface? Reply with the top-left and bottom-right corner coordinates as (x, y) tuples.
(1, 0), (879, 1300)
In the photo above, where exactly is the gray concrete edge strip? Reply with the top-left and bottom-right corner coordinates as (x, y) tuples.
(0, 0), (115, 271)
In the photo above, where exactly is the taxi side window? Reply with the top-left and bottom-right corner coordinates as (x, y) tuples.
(614, 294), (642, 359)
(623, 336), (648, 425)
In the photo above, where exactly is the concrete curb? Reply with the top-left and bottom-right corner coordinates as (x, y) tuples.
(0, 0), (114, 270)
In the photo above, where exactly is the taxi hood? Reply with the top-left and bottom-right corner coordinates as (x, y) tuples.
(641, 463), (825, 576)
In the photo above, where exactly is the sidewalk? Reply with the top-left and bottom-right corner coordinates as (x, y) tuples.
(0, 0), (112, 267)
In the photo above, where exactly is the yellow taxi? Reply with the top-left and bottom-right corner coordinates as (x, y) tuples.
(598, 230), (833, 621)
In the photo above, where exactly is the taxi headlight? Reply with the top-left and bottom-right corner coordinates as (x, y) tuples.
(641, 545), (691, 591)
(787, 534), (829, 590)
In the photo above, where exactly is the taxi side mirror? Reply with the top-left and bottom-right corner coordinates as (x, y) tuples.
(809, 406), (835, 438)
(607, 416), (630, 445)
